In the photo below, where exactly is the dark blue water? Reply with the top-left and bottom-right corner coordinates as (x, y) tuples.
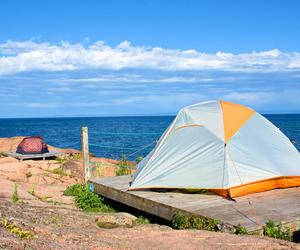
(0, 114), (299, 160)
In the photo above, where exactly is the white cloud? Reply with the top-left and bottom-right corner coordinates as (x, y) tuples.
(0, 40), (300, 76)
(46, 86), (72, 92)
(56, 75), (214, 83)
(224, 90), (300, 108)
(11, 102), (59, 108)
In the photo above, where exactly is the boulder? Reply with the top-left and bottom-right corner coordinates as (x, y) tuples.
(95, 213), (137, 229)
(0, 162), (28, 182)
(0, 157), (19, 164)
(217, 222), (236, 234)
(62, 160), (84, 179)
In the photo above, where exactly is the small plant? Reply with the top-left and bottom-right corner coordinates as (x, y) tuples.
(171, 212), (220, 231)
(72, 153), (81, 160)
(235, 225), (248, 235)
(12, 183), (19, 204)
(52, 167), (67, 176)
(92, 162), (105, 177)
(28, 186), (35, 196)
(28, 188), (64, 205)
(55, 157), (67, 164)
(64, 184), (115, 213)
(134, 216), (150, 225)
(263, 220), (292, 241)
(0, 219), (34, 239)
(0, 152), (7, 158)
(64, 183), (86, 196)
(136, 156), (143, 163)
(116, 154), (133, 176)
(26, 171), (32, 178)
(120, 154), (128, 166)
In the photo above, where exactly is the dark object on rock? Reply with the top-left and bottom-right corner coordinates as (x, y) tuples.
(16, 136), (49, 155)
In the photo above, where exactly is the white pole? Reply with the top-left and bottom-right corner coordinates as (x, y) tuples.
(82, 127), (90, 183)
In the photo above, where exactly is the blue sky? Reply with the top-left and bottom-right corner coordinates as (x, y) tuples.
(0, 0), (300, 117)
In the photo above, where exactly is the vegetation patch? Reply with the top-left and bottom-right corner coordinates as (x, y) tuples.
(116, 155), (135, 176)
(56, 154), (81, 164)
(26, 171), (33, 178)
(55, 157), (67, 164)
(0, 218), (34, 239)
(136, 156), (143, 163)
(28, 186), (65, 205)
(91, 162), (105, 177)
(263, 220), (292, 241)
(51, 167), (68, 176)
(72, 153), (81, 160)
(43, 166), (71, 179)
(171, 212), (220, 231)
(171, 213), (292, 242)
(64, 184), (115, 212)
(0, 152), (7, 158)
(12, 183), (19, 204)
(134, 216), (150, 225)
(235, 225), (248, 235)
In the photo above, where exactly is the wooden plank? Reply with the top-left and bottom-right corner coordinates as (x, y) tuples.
(6, 151), (63, 160)
(90, 175), (300, 232)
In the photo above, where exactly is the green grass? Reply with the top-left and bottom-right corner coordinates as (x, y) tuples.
(12, 183), (19, 204)
(235, 225), (248, 235)
(55, 154), (81, 163)
(52, 167), (67, 176)
(64, 184), (115, 213)
(134, 216), (150, 225)
(263, 220), (292, 241)
(116, 154), (134, 176)
(136, 156), (143, 163)
(28, 187), (65, 206)
(72, 154), (81, 160)
(171, 213), (292, 242)
(171, 212), (220, 231)
(63, 183), (86, 196)
(55, 157), (67, 164)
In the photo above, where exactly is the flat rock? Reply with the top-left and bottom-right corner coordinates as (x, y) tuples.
(95, 212), (138, 229)
(62, 160), (84, 179)
(0, 157), (19, 164)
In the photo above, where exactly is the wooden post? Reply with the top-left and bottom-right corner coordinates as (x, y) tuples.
(82, 127), (90, 183)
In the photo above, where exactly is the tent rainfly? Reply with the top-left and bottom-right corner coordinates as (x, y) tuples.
(129, 100), (300, 198)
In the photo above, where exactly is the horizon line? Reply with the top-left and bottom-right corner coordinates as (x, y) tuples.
(0, 111), (300, 119)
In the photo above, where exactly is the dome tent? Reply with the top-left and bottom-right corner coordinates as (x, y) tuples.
(16, 136), (49, 155)
(129, 100), (300, 198)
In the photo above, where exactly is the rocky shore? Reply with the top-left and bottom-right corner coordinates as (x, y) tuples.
(0, 137), (299, 249)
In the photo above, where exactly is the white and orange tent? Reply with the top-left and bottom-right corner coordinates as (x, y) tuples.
(129, 100), (300, 198)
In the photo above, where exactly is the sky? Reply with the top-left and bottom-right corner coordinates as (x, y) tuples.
(0, 0), (300, 117)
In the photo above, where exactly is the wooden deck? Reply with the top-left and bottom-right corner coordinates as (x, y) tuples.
(6, 151), (63, 161)
(90, 175), (300, 232)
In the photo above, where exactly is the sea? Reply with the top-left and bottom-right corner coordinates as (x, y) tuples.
(0, 114), (299, 160)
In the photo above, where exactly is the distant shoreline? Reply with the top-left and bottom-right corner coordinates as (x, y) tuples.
(0, 112), (300, 120)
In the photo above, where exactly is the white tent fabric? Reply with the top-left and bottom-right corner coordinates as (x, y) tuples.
(129, 100), (300, 196)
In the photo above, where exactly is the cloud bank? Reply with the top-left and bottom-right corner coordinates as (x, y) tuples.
(1, 40), (300, 75)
